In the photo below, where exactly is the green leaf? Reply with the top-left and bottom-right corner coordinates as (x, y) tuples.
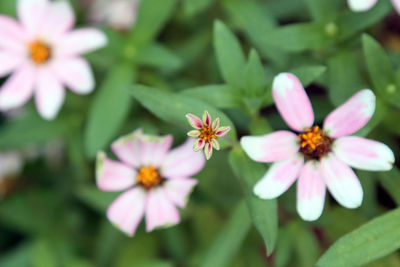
(290, 65), (327, 87)
(362, 34), (400, 108)
(213, 20), (246, 88)
(229, 147), (278, 255)
(129, 84), (237, 140)
(265, 23), (333, 52)
(32, 240), (57, 267)
(244, 49), (266, 96)
(327, 50), (366, 106)
(130, 0), (178, 45)
(135, 43), (183, 72)
(317, 208), (400, 267)
(84, 64), (135, 158)
(0, 242), (32, 267)
(200, 201), (251, 267)
(181, 84), (242, 109)
(183, 0), (214, 17)
(75, 186), (119, 213)
(378, 167), (400, 206)
(303, 0), (339, 22)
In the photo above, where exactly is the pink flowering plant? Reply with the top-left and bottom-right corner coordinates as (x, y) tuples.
(1, 0), (400, 266)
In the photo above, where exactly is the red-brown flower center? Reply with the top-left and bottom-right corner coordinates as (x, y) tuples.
(200, 127), (216, 142)
(137, 166), (163, 189)
(299, 126), (333, 159)
(29, 40), (51, 64)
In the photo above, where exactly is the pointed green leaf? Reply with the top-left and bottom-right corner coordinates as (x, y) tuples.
(244, 49), (266, 96)
(317, 208), (400, 267)
(290, 65), (327, 87)
(378, 167), (400, 206)
(303, 0), (339, 22)
(135, 43), (183, 72)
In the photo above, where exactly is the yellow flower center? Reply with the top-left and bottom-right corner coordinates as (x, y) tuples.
(137, 166), (163, 189)
(299, 126), (332, 159)
(200, 127), (216, 143)
(29, 40), (51, 64)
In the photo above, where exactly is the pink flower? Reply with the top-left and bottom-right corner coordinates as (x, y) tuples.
(96, 129), (205, 236)
(186, 110), (231, 160)
(348, 0), (400, 14)
(0, 0), (107, 120)
(240, 73), (395, 221)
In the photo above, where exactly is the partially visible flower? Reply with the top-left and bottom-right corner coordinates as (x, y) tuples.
(348, 0), (400, 14)
(88, 0), (140, 30)
(241, 72), (395, 221)
(0, 0), (107, 120)
(186, 110), (231, 160)
(96, 129), (205, 236)
(0, 151), (24, 197)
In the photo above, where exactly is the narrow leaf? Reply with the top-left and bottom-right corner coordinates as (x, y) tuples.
(244, 49), (266, 96)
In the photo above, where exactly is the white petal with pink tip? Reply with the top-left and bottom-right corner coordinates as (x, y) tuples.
(161, 139), (205, 179)
(107, 187), (146, 237)
(241, 131), (299, 163)
(145, 187), (180, 232)
(186, 113), (203, 129)
(323, 89), (375, 138)
(254, 154), (304, 199)
(96, 152), (136, 192)
(348, 0), (378, 11)
(333, 136), (394, 171)
(321, 153), (363, 209)
(272, 73), (314, 132)
(164, 178), (198, 208)
(296, 161), (326, 221)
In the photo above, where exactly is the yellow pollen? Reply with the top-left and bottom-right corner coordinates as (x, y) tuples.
(299, 126), (323, 150)
(137, 166), (162, 189)
(29, 40), (51, 64)
(200, 127), (216, 142)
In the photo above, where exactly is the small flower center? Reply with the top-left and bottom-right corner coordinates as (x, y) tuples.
(299, 126), (333, 159)
(200, 127), (216, 143)
(137, 166), (163, 189)
(29, 40), (51, 64)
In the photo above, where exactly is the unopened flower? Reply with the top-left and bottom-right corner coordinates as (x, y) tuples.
(186, 111), (230, 160)
(0, 0), (107, 120)
(88, 0), (140, 30)
(348, 0), (400, 13)
(241, 73), (395, 221)
(96, 129), (205, 236)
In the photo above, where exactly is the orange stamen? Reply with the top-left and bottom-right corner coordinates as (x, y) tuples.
(137, 166), (163, 189)
(29, 40), (51, 64)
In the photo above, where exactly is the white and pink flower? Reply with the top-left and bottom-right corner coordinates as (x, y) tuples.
(96, 129), (205, 236)
(241, 73), (395, 221)
(0, 0), (107, 120)
(186, 110), (231, 160)
(348, 0), (400, 14)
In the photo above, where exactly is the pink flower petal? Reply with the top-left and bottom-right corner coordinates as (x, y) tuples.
(0, 62), (35, 111)
(193, 138), (205, 151)
(139, 134), (173, 167)
(392, 0), (400, 14)
(240, 131), (300, 163)
(145, 187), (181, 232)
(40, 1), (75, 41)
(272, 73), (314, 132)
(296, 161), (326, 221)
(161, 139), (205, 179)
(253, 154), (304, 199)
(0, 51), (25, 77)
(18, 0), (48, 36)
(320, 153), (363, 209)
(111, 129), (143, 168)
(163, 178), (198, 208)
(215, 126), (230, 137)
(333, 136), (395, 171)
(50, 57), (95, 94)
(204, 142), (213, 160)
(186, 113), (203, 129)
(96, 151), (136, 192)
(202, 110), (211, 127)
(348, 0), (378, 11)
(212, 117), (220, 131)
(0, 15), (27, 53)
(187, 130), (200, 138)
(211, 139), (220, 150)
(107, 187), (146, 237)
(323, 89), (375, 138)
(54, 28), (107, 57)
(34, 67), (65, 120)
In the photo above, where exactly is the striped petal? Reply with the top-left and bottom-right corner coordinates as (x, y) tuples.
(187, 130), (200, 138)
(163, 178), (198, 208)
(139, 134), (173, 167)
(186, 113), (203, 129)
(333, 136), (395, 171)
(204, 142), (213, 160)
(215, 126), (230, 137)
(211, 139), (220, 150)
(212, 117), (220, 131)
(296, 161), (326, 221)
(254, 154), (304, 199)
(323, 89), (375, 138)
(240, 131), (300, 163)
(193, 139), (205, 151)
(321, 153), (363, 209)
(202, 110), (211, 127)
(272, 73), (314, 132)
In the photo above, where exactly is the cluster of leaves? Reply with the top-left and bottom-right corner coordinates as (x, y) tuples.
(0, 0), (400, 266)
